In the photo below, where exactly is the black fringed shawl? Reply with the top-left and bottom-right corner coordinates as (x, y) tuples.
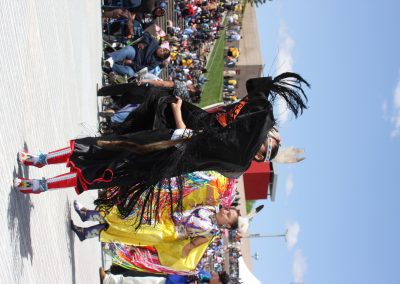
(89, 73), (309, 223)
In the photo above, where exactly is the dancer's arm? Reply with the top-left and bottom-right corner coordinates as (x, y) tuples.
(171, 97), (186, 129)
(182, 237), (209, 257)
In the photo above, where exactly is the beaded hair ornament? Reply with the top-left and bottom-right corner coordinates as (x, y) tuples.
(263, 127), (281, 162)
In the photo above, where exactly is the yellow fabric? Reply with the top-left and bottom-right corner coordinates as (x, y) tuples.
(101, 171), (230, 271)
(183, 171), (229, 209)
(101, 206), (177, 246)
(183, 183), (217, 209)
(156, 238), (212, 271)
(101, 206), (211, 271)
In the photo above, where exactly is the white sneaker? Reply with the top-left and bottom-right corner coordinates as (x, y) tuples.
(136, 67), (148, 77)
(103, 57), (114, 68)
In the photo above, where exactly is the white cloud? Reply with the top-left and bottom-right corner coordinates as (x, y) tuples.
(276, 23), (294, 74)
(293, 250), (307, 283)
(382, 100), (388, 120)
(285, 174), (294, 197)
(390, 81), (400, 137)
(286, 221), (300, 250)
(394, 81), (400, 108)
(276, 22), (295, 124)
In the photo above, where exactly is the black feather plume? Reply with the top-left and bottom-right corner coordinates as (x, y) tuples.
(270, 72), (310, 118)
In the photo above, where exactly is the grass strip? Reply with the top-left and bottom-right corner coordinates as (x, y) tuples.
(198, 28), (226, 108)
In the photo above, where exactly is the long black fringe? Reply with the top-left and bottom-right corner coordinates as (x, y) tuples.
(94, 72), (310, 228)
(270, 72), (310, 118)
(94, 170), (187, 229)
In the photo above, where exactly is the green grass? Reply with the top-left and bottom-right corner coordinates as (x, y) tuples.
(198, 29), (226, 108)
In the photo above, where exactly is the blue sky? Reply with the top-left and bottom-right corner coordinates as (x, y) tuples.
(250, 0), (400, 283)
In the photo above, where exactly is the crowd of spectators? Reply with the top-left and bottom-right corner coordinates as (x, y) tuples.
(102, 0), (244, 105)
(222, 6), (243, 105)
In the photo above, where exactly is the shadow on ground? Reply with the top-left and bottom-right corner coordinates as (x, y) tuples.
(66, 198), (77, 284)
(7, 160), (34, 266)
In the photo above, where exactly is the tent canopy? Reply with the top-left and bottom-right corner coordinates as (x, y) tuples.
(238, 257), (261, 284)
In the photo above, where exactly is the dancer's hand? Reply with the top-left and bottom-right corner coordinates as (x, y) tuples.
(182, 237), (208, 257)
(171, 96), (183, 110)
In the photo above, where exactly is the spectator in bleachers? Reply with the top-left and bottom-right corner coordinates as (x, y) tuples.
(104, 32), (170, 77)
(134, 5), (166, 30)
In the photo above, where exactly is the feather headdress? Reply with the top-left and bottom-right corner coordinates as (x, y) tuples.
(238, 205), (264, 234)
(273, 147), (305, 164)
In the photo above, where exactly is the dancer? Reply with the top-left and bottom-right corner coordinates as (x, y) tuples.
(70, 171), (237, 272)
(70, 199), (239, 271)
(15, 73), (308, 219)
